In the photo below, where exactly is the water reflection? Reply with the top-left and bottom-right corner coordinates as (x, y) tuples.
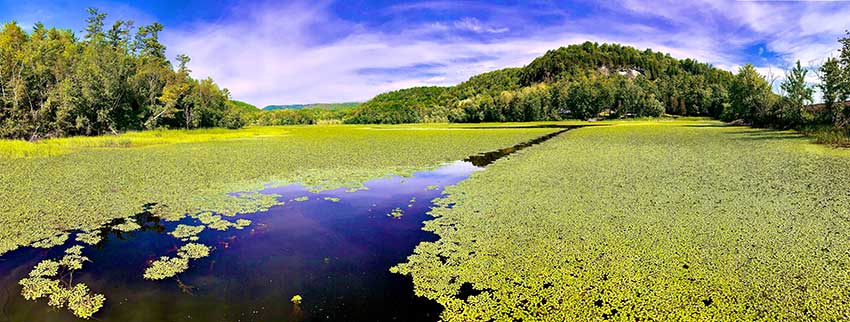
(0, 161), (480, 322)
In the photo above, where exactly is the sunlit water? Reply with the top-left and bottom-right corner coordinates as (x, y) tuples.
(0, 161), (482, 322)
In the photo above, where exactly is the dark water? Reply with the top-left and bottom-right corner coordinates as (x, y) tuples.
(0, 161), (481, 322)
(464, 126), (582, 167)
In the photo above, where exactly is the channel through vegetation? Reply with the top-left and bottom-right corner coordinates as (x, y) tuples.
(393, 119), (850, 320)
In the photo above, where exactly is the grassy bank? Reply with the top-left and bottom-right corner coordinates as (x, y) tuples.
(0, 124), (555, 255)
(393, 119), (850, 320)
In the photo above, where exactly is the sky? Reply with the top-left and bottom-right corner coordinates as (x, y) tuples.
(2, 0), (849, 107)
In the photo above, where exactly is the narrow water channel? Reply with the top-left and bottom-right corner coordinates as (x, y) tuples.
(0, 127), (578, 322)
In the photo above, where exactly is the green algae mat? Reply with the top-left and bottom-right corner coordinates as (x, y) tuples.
(0, 124), (555, 256)
(393, 120), (850, 321)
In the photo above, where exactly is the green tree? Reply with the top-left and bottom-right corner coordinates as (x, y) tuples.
(730, 64), (773, 124)
(83, 8), (106, 42)
(779, 60), (813, 126)
(0, 9), (238, 139)
(819, 57), (844, 124)
(833, 32), (850, 128)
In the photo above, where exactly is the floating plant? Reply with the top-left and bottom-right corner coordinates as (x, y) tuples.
(1, 125), (552, 256)
(143, 257), (190, 280)
(387, 208), (404, 219)
(144, 243), (212, 280)
(75, 231), (102, 245)
(31, 233), (69, 248)
(170, 224), (205, 240)
(18, 245), (105, 319)
(393, 121), (850, 320)
(113, 220), (142, 232)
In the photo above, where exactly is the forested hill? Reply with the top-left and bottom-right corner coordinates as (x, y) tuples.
(0, 9), (244, 140)
(347, 42), (741, 124)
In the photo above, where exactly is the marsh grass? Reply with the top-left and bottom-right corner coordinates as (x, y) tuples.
(810, 127), (850, 147)
(0, 126), (293, 159)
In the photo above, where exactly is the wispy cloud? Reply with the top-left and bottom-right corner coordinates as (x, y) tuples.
(453, 17), (508, 34)
(156, 0), (850, 106)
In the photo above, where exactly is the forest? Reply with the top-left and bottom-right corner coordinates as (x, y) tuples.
(0, 9), (243, 140)
(347, 40), (850, 138)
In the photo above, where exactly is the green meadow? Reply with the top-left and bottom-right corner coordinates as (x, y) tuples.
(0, 124), (554, 255)
(393, 119), (850, 320)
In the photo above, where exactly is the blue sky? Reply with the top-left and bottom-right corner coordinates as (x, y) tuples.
(2, 0), (849, 106)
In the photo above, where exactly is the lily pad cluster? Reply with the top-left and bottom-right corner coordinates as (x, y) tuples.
(75, 230), (102, 245)
(170, 224), (205, 241)
(192, 212), (252, 231)
(143, 243), (212, 280)
(19, 245), (105, 319)
(30, 233), (69, 248)
(387, 208), (404, 219)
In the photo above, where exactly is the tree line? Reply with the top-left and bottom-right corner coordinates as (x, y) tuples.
(0, 8), (243, 140)
(345, 40), (850, 133)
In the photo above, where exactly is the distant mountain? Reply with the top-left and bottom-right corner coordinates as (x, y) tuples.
(263, 102), (360, 111)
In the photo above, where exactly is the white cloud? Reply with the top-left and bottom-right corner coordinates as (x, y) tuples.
(453, 17), (508, 34)
(161, 1), (850, 106)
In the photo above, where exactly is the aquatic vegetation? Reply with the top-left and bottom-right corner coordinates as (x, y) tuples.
(29, 260), (61, 277)
(387, 208), (404, 219)
(394, 121), (850, 320)
(178, 243), (212, 259)
(113, 221), (141, 232)
(291, 294), (303, 305)
(426, 185), (439, 191)
(59, 246), (88, 271)
(207, 219), (232, 231)
(19, 245), (103, 319)
(75, 231), (102, 245)
(19, 277), (60, 300)
(195, 212), (231, 230)
(145, 242), (212, 280)
(323, 197), (340, 202)
(0, 124), (553, 255)
(170, 224), (205, 240)
(293, 196), (310, 202)
(234, 219), (251, 229)
(195, 212), (221, 225)
(31, 233), (69, 248)
(143, 256), (190, 280)
(63, 284), (106, 320)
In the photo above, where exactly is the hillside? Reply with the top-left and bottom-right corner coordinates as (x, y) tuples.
(228, 100), (260, 112)
(346, 42), (738, 124)
(263, 102), (360, 111)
